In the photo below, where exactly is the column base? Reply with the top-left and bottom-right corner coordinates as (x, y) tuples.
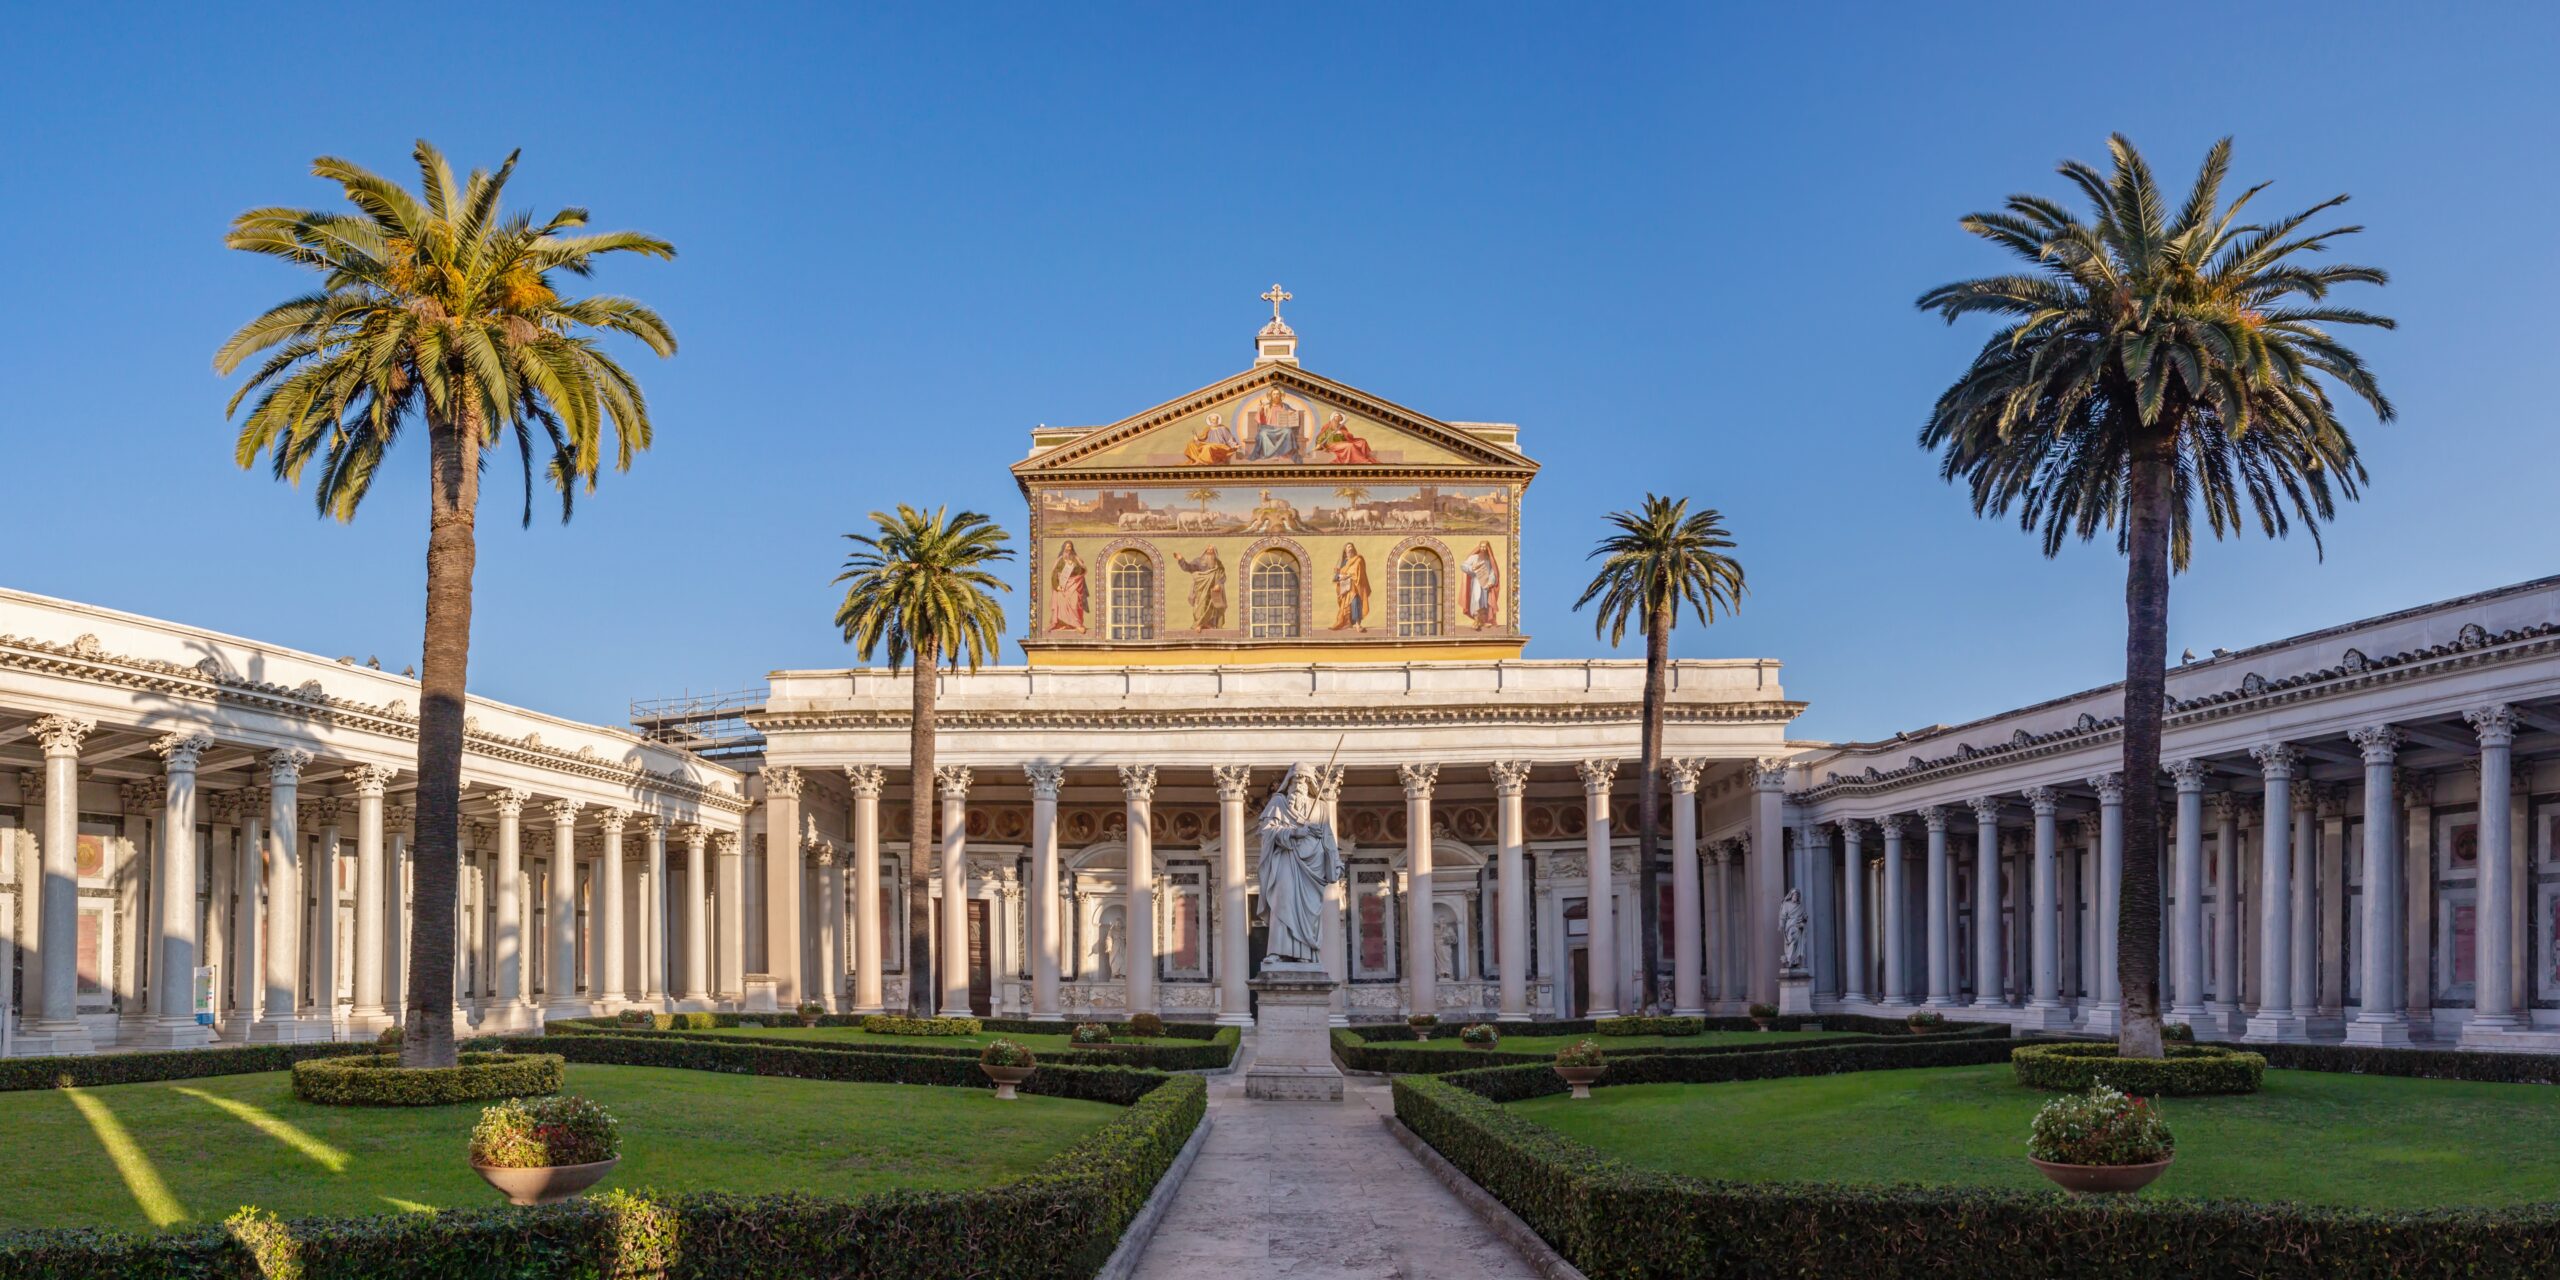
(2018, 1001), (2076, 1031)
(1922, 995), (1961, 1012)
(1246, 968), (1343, 1102)
(1672, 1006), (1707, 1018)
(477, 1001), (541, 1034)
(2166, 1001), (2212, 1030)
(128, 1017), (217, 1050)
(1878, 995), (1914, 1008)
(12, 1019), (96, 1057)
(245, 1016), (333, 1044)
(1215, 1012), (1254, 1028)
(1326, 1011), (1351, 1028)
(2242, 1011), (2312, 1043)
(852, 1002), (886, 1017)
(541, 1001), (595, 1026)
(2343, 1013), (2413, 1046)
(345, 1006), (394, 1038)
(2457, 1015), (2534, 1050)
(2080, 1002), (2122, 1035)
(2205, 1002), (2244, 1037)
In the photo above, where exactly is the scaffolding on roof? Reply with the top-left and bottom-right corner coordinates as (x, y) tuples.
(630, 685), (767, 760)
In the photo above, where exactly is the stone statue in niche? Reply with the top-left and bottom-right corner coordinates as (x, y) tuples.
(1256, 763), (1343, 968)
(1779, 888), (1809, 975)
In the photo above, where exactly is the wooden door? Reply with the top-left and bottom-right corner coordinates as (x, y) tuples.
(967, 899), (991, 1017)
(1569, 947), (1590, 1017)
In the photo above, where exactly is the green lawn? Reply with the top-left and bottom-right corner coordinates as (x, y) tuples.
(1398, 1029), (1862, 1055)
(0, 1064), (1118, 1232)
(1511, 1063), (2560, 1208)
(691, 1025), (1193, 1053)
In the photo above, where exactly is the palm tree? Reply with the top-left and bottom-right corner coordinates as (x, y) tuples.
(1574, 497), (1747, 1013)
(835, 507), (1014, 1016)
(218, 142), (674, 1068)
(1187, 486), (1222, 512)
(1918, 135), (2391, 1058)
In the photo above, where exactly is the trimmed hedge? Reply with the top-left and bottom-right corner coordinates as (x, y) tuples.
(861, 1014), (982, 1037)
(547, 1019), (1240, 1072)
(2012, 1042), (2266, 1096)
(1592, 1015), (1704, 1037)
(2258, 1039), (2560, 1086)
(0, 1042), (373, 1094)
(499, 1033), (1173, 1105)
(1436, 1032), (2020, 1101)
(0, 1038), (1206, 1278)
(1394, 1071), (2560, 1279)
(1333, 1020), (2012, 1075)
(1345, 1011), (1976, 1042)
(290, 1052), (566, 1106)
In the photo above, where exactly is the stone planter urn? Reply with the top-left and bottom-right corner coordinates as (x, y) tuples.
(1467, 1040), (1496, 1052)
(798, 1013), (821, 1028)
(472, 1158), (619, 1207)
(2029, 1154), (2173, 1195)
(1554, 1064), (1606, 1100)
(981, 1063), (1034, 1100)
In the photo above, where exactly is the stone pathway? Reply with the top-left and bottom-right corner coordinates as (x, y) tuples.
(1129, 1039), (1542, 1280)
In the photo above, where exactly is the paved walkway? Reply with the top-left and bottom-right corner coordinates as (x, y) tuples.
(1129, 1038), (1542, 1280)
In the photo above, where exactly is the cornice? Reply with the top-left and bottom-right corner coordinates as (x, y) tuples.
(0, 630), (749, 815)
(1791, 622), (2560, 804)
(757, 698), (1806, 735)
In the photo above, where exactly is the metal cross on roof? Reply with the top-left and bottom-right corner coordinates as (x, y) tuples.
(1262, 282), (1292, 323)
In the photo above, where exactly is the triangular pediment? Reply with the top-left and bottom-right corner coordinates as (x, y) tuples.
(1013, 365), (1534, 479)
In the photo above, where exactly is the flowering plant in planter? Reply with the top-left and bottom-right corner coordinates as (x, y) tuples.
(2163, 1021), (2196, 1043)
(1905, 1010), (1944, 1033)
(1747, 1002), (1778, 1029)
(614, 1008), (652, 1027)
(795, 1001), (825, 1027)
(2027, 1084), (2176, 1193)
(1407, 1013), (1440, 1040)
(1127, 1012), (1166, 1039)
(1554, 1039), (1606, 1070)
(979, 1039), (1038, 1099)
(470, 1095), (620, 1170)
(1459, 1023), (1500, 1049)
(1070, 1022), (1113, 1045)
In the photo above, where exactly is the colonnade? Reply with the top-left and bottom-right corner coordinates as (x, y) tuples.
(5, 714), (736, 1056)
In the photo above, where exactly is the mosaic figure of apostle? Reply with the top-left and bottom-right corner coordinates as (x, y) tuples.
(1255, 764), (1342, 966)
(1176, 546), (1227, 630)
(1331, 543), (1371, 630)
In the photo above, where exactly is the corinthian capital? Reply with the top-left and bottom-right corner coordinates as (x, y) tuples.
(264, 747), (314, 784)
(2349, 724), (2401, 765)
(843, 764), (887, 797)
(31, 715), (95, 756)
(491, 787), (532, 819)
(1117, 764), (1157, 804)
(1488, 760), (1532, 797)
(2466, 704), (2518, 749)
(1662, 758), (1703, 793)
(2165, 759), (2211, 790)
(547, 798), (585, 825)
(151, 731), (213, 772)
(1751, 756), (1791, 790)
(765, 766), (805, 800)
(1576, 759), (1618, 798)
(1214, 765), (1255, 802)
(2023, 786), (2060, 816)
(934, 764), (973, 799)
(1022, 763), (1064, 799)
(2088, 772), (2126, 804)
(2250, 743), (2301, 781)
(1397, 763), (1440, 800)
(347, 763), (397, 797)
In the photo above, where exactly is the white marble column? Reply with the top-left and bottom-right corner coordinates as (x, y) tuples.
(2024, 787), (2069, 1026)
(934, 765), (972, 1017)
(1023, 764), (1062, 1018)
(810, 843), (839, 1010)
(1919, 807), (1952, 1008)
(2346, 726), (2410, 1045)
(636, 816), (666, 1006)
(2290, 783), (2320, 1019)
(1969, 797), (2002, 1007)
(1749, 759), (1787, 1004)
(118, 779), (156, 1039)
(543, 801), (584, 1019)
(204, 793), (237, 1029)
(385, 805), (411, 1017)
(1399, 763), (1439, 1018)
(1316, 765), (1348, 1025)
(1490, 761), (1531, 1021)
(487, 788), (530, 1026)
(21, 716), (97, 1054)
(2463, 707), (2521, 1042)
(762, 767), (805, 1008)
(2166, 761), (2210, 1024)
(2245, 745), (2307, 1041)
(1840, 819), (1868, 1004)
(345, 764), (394, 1030)
(137, 733), (214, 1047)
(2084, 775), (2125, 1033)
(2210, 792), (2242, 1031)
(846, 768), (887, 1014)
(304, 797), (342, 1029)
(681, 826), (710, 1006)
(1577, 759), (1619, 1019)
(1120, 765), (1158, 1017)
(596, 809), (627, 1007)
(1876, 816), (1909, 1005)
(230, 787), (267, 1035)
(1666, 760), (1704, 1016)
(714, 831), (745, 1004)
(247, 750), (314, 1041)
(1214, 765), (1253, 1025)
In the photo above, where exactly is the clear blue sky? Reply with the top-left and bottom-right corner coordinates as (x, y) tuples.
(5, 6), (2552, 742)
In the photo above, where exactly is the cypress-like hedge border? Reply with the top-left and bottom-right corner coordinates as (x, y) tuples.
(1345, 1011), (1980, 1042)
(2012, 1042), (2266, 1096)
(289, 1052), (567, 1106)
(548, 1018), (1240, 1071)
(0, 1042), (373, 1094)
(1590, 1015), (1705, 1036)
(1332, 1020), (2012, 1075)
(1393, 1070), (2560, 1278)
(0, 1036), (1205, 1278)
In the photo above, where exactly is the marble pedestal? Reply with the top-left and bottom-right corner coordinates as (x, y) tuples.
(1247, 965), (1344, 1102)
(1776, 972), (1814, 1016)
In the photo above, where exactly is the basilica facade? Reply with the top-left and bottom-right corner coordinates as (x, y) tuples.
(5, 311), (2558, 1055)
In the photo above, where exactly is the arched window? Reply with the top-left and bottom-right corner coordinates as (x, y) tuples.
(1395, 549), (1443, 637)
(1248, 553), (1301, 638)
(1108, 552), (1154, 640)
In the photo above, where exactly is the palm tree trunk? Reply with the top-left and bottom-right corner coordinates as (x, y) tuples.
(906, 643), (938, 1017)
(2116, 423), (2175, 1060)
(1636, 605), (1670, 1012)
(401, 408), (480, 1068)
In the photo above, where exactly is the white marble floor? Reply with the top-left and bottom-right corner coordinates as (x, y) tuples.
(1129, 1043), (1543, 1280)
